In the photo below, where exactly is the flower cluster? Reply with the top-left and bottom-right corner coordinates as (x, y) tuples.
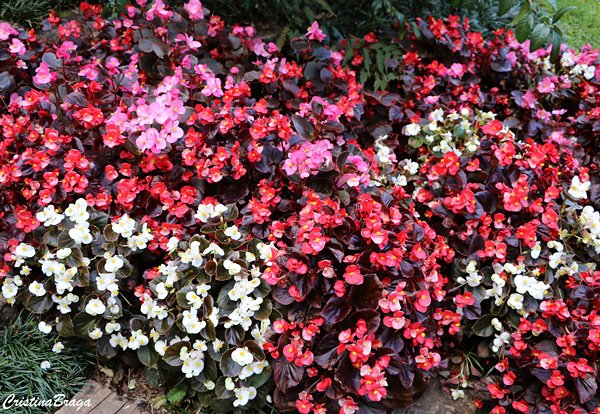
(1, 2), (600, 414)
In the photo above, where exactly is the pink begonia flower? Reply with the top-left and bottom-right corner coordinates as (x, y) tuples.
(331, 52), (343, 65)
(9, 39), (25, 55)
(55, 41), (77, 59)
(0, 22), (19, 41)
(177, 33), (201, 51)
(306, 21), (326, 42)
(448, 63), (465, 78)
(16, 60), (27, 69)
(251, 39), (271, 58)
(105, 57), (121, 75)
(201, 77), (224, 97)
(424, 95), (440, 104)
(521, 90), (538, 109)
(34, 62), (53, 85)
(151, 101), (170, 124)
(146, 0), (172, 21)
(136, 127), (159, 152)
(184, 0), (204, 20)
(537, 77), (555, 94)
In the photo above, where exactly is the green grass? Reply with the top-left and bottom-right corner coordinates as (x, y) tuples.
(0, 313), (96, 414)
(555, 0), (600, 48)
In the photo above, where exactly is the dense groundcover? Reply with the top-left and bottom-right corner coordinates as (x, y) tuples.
(1, 1), (600, 414)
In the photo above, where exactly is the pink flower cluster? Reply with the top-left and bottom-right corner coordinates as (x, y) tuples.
(282, 140), (334, 178)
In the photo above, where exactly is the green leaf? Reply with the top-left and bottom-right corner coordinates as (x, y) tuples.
(167, 382), (187, 403)
(544, 0), (557, 12)
(498, 0), (518, 16)
(529, 23), (551, 52)
(553, 6), (576, 24)
(56, 314), (75, 337)
(408, 137), (423, 148)
(510, 2), (531, 26)
(163, 341), (191, 366)
(57, 230), (77, 249)
(550, 31), (561, 63)
(291, 115), (314, 140)
(72, 312), (99, 338)
(450, 0), (462, 7)
(464, 0), (478, 10)
(472, 314), (495, 337)
(515, 14), (534, 43)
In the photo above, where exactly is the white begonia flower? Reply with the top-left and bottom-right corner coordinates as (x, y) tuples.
(233, 386), (257, 407)
(40, 361), (51, 370)
(212, 338), (224, 353)
(38, 321), (52, 334)
(204, 380), (215, 391)
(2, 283), (18, 299)
(167, 237), (179, 253)
(112, 214), (136, 238)
(104, 255), (124, 273)
(186, 319), (207, 334)
(56, 248), (72, 259)
(96, 272), (118, 294)
(29, 281), (46, 297)
(224, 225), (242, 240)
(491, 273), (506, 287)
(224, 259), (242, 275)
(155, 340), (168, 356)
(186, 291), (203, 309)
(239, 361), (266, 379)
(52, 342), (64, 353)
(507, 293), (524, 310)
(194, 204), (225, 223)
(156, 282), (169, 300)
(89, 328), (103, 340)
(568, 175), (590, 200)
(529, 281), (550, 300)
(231, 347), (254, 366)
(182, 351), (205, 378)
(109, 333), (129, 349)
(491, 318), (502, 331)
(404, 123), (421, 136)
(36, 206), (65, 226)
(85, 298), (106, 316)
(514, 275), (535, 295)
(549, 252), (564, 269)
(492, 331), (511, 353)
(451, 389), (465, 400)
(245, 252), (256, 262)
(64, 199), (89, 222)
(466, 273), (482, 287)
(105, 321), (121, 333)
(14, 243), (35, 259)
(530, 242), (541, 259)
(128, 330), (149, 350)
(69, 223), (93, 244)
(225, 377), (235, 391)
(197, 284), (210, 297)
(203, 242), (224, 256)
(193, 340), (208, 352)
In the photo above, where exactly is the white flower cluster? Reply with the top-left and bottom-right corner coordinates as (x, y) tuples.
(568, 175), (590, 200)
(570, 63), (596, 81)
(180, 341), (207, 378)
(579, 206), (600, 254)
(195, 203), (227, 223)
(112, 214), (154, 251)
(225, 268), (263, 331)
(482, 259), (550, 313)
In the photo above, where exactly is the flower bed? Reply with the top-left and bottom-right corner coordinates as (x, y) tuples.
(0, 2), (599, 414)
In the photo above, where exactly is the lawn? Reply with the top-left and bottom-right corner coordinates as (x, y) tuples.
(555, 0), (600, 48)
